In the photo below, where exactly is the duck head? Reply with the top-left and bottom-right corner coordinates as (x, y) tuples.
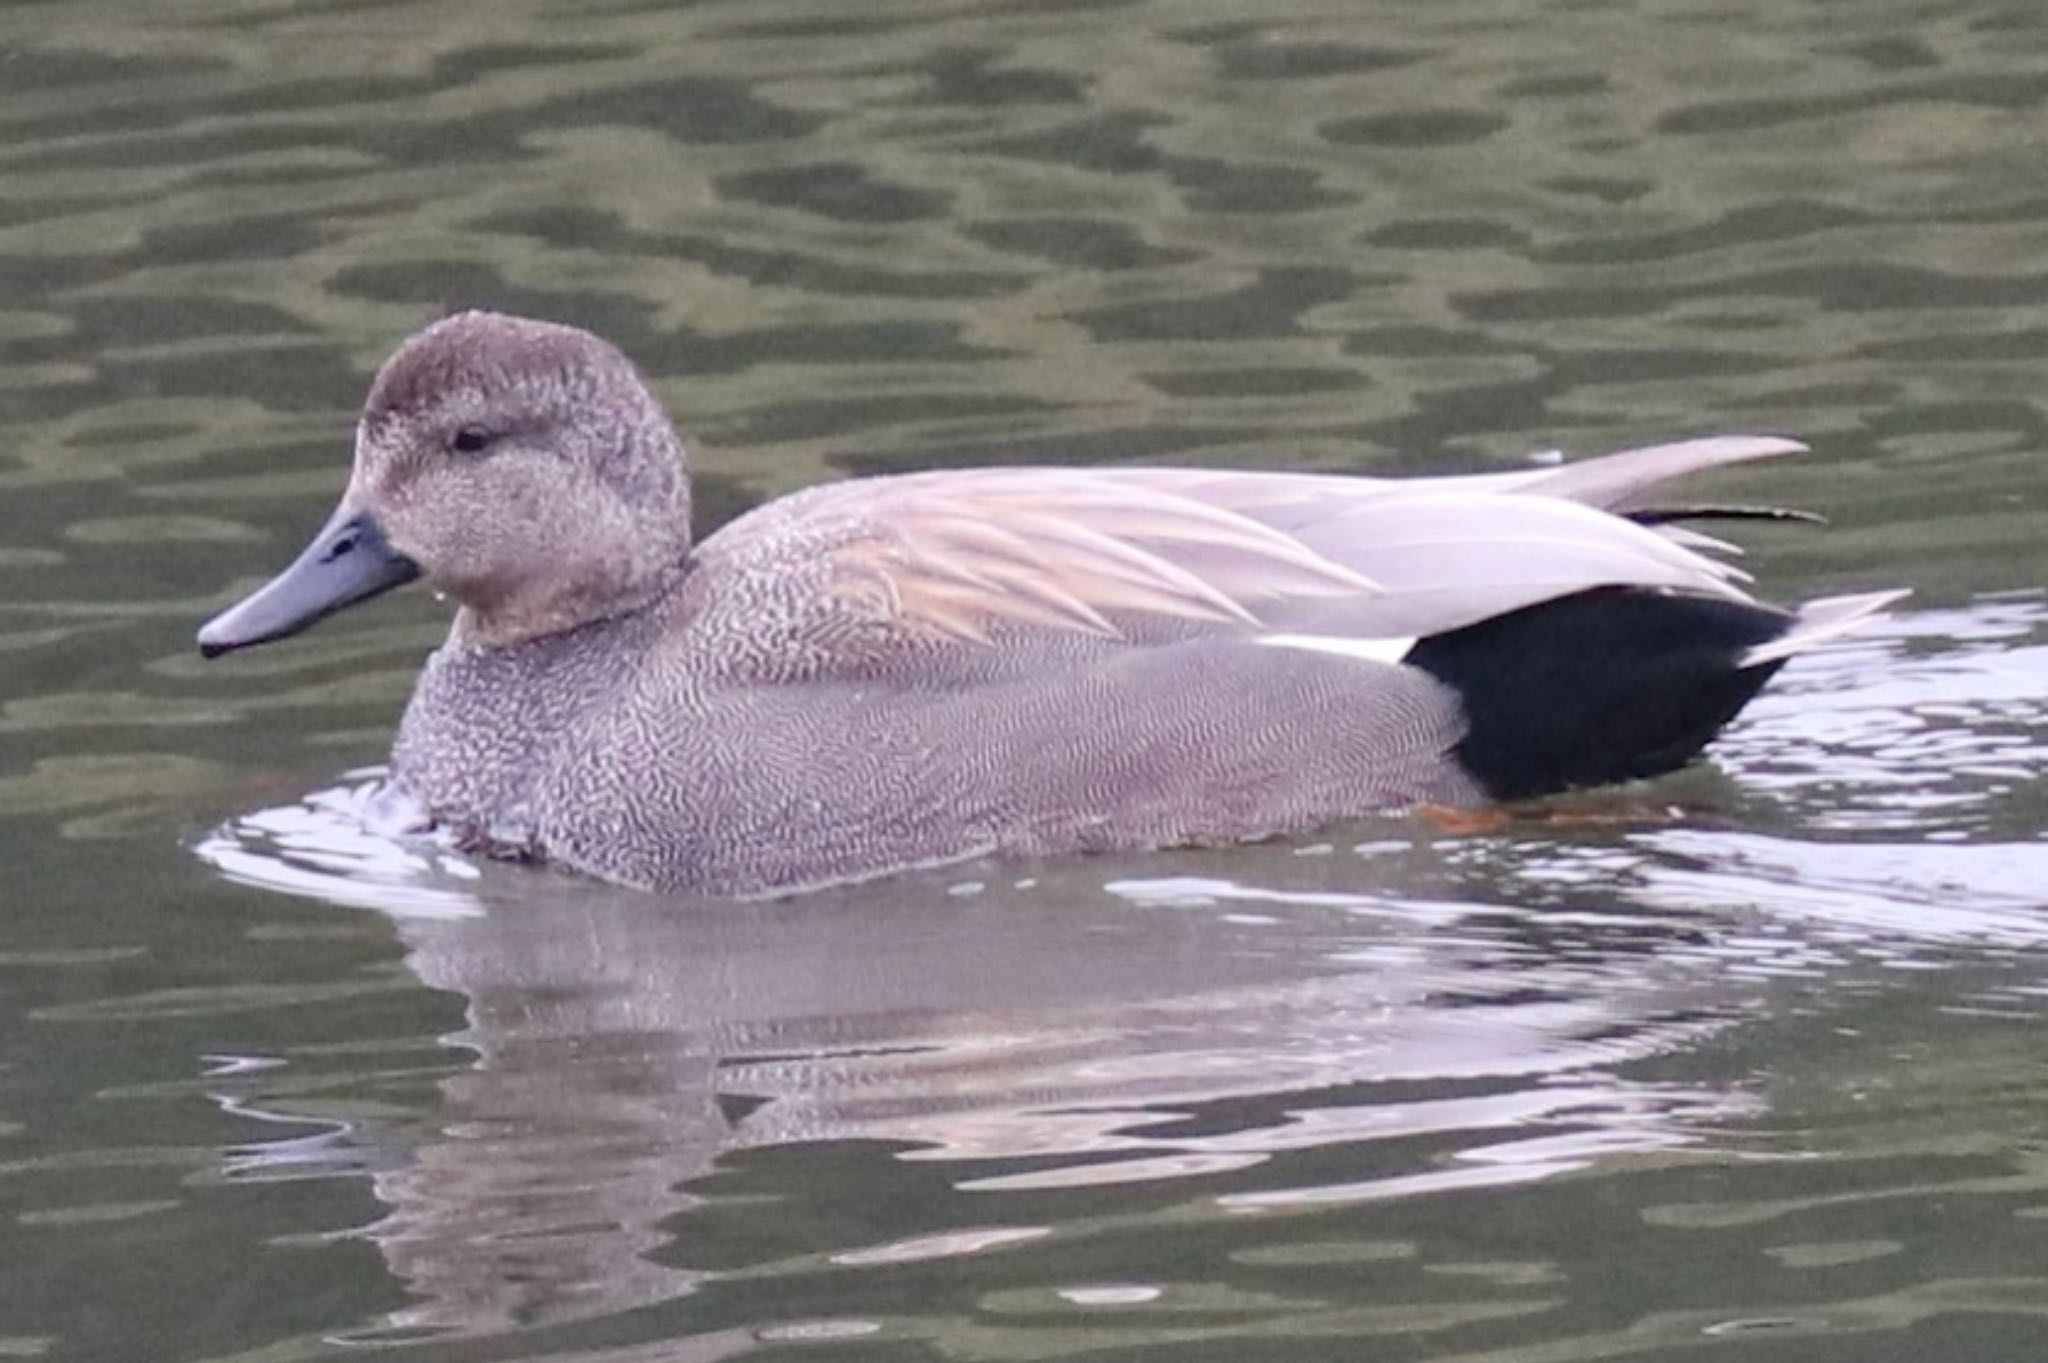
(198, 312), (693, 657)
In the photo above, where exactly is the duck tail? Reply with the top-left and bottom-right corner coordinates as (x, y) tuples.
(1408, 588), (1796, 801)
(1736, 585), (1908, 667)
(1407, 584), (1905, 802)
(1739, 589), (1908, 668)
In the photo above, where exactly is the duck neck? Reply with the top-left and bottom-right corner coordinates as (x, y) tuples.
(448, 554), (692, 652)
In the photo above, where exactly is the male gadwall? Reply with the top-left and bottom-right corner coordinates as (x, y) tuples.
(198, 311), (1901, 894)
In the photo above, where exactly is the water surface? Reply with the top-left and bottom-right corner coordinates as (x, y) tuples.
(3, 1), (2047, 1360)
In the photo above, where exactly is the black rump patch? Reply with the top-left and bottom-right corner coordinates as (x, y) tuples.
(1406, 587), (1792, 801)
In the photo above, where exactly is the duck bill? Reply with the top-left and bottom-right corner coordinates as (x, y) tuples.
(197, 504), (421, 658)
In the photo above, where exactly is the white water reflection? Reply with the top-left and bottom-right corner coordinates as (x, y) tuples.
(186, 599), (2048, 1340)
(1712, 594), (2048, 832)
(195, 774), (479, 920)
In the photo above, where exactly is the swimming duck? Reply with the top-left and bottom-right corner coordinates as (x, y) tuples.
(198, 311), (1901, 894)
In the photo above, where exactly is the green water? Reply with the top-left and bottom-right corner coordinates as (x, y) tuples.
(4, 1), (2048, 1359)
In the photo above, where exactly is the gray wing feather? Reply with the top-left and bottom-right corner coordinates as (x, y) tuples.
(1090, 435), (1806, 523)
(691, 435), (1851, 680)
(1259, 490), (1755, 639)
(1508, 435), (1807, 508)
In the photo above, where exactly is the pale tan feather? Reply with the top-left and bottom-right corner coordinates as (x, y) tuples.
(727, 470), (1382, 646)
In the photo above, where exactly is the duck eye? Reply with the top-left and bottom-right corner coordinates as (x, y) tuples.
(449, 425), (495, 454)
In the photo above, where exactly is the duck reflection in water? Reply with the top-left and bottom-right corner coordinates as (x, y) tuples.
(201, 795), (1767, 1340)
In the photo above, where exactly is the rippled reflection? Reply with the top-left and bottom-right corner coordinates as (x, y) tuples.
(199, 803), (1750, 1337)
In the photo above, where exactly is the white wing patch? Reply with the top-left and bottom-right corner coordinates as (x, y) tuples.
(1255, 633), (1418, 666)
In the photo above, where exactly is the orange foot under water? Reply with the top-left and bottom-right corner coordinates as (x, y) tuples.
(1412, 795), (1694, 837)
